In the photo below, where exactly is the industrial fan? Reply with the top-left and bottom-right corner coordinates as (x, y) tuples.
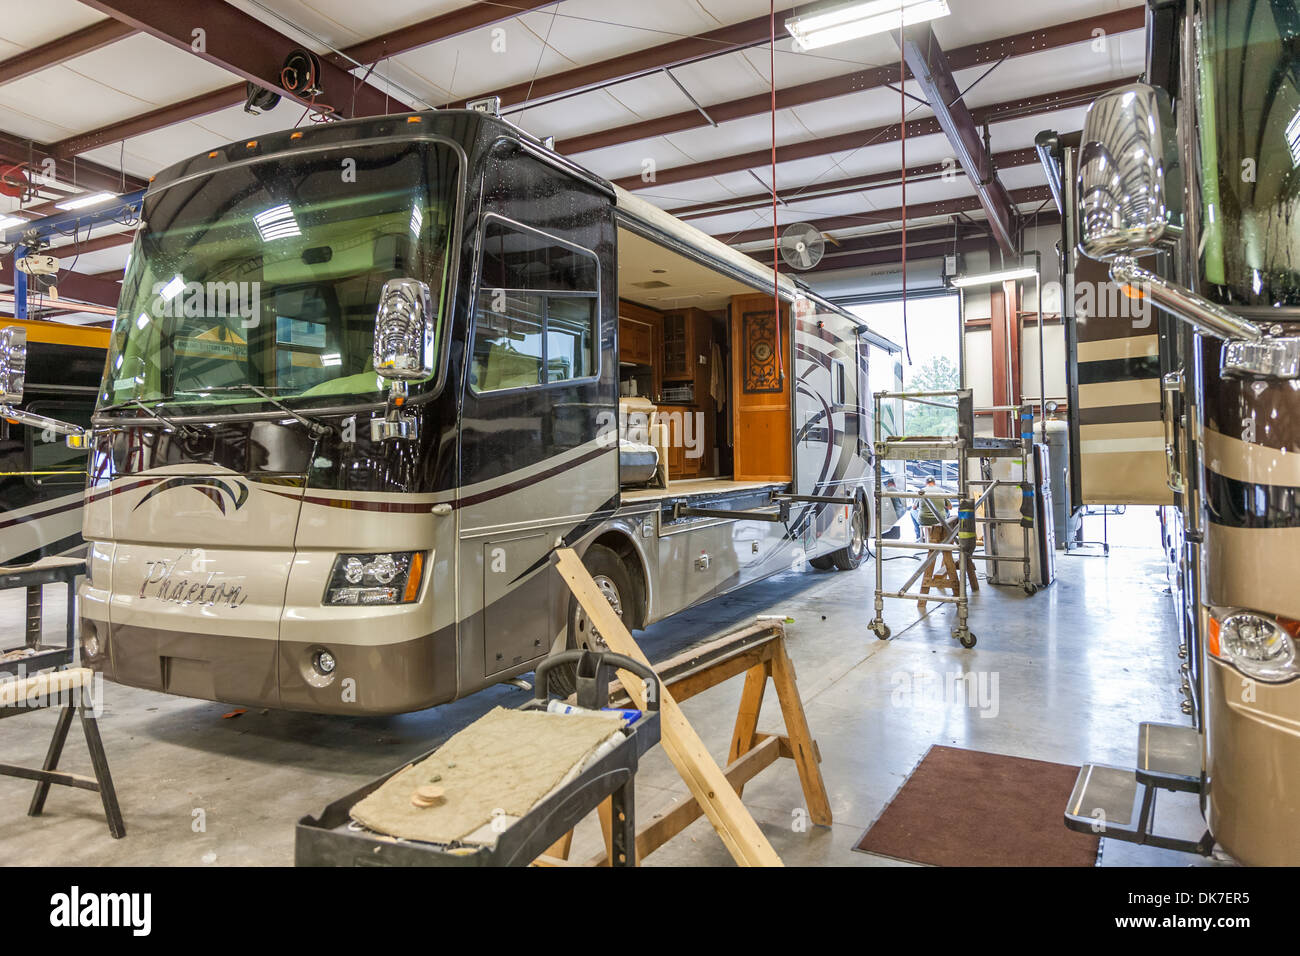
(779, 222), (825, 270)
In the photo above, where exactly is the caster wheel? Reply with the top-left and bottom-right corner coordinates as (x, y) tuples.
(1022, 582), (1037, 596)
(870, 621), (891, 640)
(956, 630), (977, 649)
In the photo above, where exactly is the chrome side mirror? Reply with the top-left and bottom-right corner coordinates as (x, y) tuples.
(1077, 83), (1184, 260)
(373, 278), (434, 381)
(0, 326), (27, 404)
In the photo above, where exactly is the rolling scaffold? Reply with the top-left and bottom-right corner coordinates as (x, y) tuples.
(867, 388), (1038, 649)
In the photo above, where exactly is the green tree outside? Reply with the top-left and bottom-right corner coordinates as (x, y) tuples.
(903, 355), (959, 436)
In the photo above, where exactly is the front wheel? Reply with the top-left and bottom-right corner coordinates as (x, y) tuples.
(546, 545), (638, 698)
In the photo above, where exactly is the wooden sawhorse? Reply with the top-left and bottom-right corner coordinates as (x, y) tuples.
(543, 619), (831, 866)
(0, 667), (125, 838)
(917, 524), (979, 613)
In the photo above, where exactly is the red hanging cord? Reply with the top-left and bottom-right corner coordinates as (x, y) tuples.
(770, 0), (783, 383)
(899, 12), (910, 366)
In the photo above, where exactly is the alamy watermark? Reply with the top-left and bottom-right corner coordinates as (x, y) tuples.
(891, 668), (1000, 718)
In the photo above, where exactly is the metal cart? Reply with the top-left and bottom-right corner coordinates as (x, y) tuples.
(867, 388), (1036, 648)
(295, 649), (661, 867)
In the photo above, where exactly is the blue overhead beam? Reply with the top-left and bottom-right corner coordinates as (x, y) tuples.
(6, 188), (144, 320)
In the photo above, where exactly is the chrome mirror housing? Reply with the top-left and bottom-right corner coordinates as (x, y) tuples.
(1077, 83), (1184, 260)
(0, 326), (27, 404)
(372, 278), (435, 381)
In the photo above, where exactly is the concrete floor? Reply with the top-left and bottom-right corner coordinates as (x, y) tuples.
(0, 512), (1216, 866)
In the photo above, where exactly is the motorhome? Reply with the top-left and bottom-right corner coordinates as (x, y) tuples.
(0, 319), (107, 564)
(1045, 0), (1300, 865)
(0, 108), (900, 715)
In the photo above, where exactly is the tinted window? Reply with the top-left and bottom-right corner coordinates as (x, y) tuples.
(471, 220), (598, 393)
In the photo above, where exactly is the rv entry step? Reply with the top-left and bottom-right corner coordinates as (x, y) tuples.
(1136, 721), (1201, 793)
(1066, 749), (1206, 858)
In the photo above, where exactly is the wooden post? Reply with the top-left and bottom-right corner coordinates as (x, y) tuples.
(553, 548), (783, 867)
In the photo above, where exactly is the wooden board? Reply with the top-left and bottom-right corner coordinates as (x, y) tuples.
(552, 548), (783, 867)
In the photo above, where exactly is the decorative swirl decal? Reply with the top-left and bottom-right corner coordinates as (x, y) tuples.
(131, 476), (250, 515)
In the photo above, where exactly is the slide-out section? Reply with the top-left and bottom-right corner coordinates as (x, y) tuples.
(614, 226), (792, 489)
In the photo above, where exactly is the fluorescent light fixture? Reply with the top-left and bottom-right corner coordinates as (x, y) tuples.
(254, 203), (300, 241)
(786, 0), (949, 50)
(409, 204), (423, 237)
(55, 191), (116, 211)
(949, 266), (1038, 288)
(321, 352), (342, 367)
(1287, 108), (1300, 167)
(159, 275), (185, 301)
(0, 215), (26, 230)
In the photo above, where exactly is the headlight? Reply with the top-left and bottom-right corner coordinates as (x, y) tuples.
(1210, 609), (1299, 683)
(324, 551), (424, 606)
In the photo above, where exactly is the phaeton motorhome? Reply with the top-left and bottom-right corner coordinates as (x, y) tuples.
(0, 107), (900, 715)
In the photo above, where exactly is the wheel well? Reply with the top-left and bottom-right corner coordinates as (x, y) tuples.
(586, 531), (648, 629)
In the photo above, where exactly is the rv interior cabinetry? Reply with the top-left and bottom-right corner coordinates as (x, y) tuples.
(617, 299), (662, 402)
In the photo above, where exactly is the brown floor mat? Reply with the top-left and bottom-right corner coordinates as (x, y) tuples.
(855, 745), (1100, 866)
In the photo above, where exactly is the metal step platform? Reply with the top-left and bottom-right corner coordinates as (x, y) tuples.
(1136, 721), (1201, 793)
(1065, 725), (1213, 856)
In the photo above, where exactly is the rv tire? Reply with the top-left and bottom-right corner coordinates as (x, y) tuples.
(830, 498), (868, 571)
(548, 545), (638, 698)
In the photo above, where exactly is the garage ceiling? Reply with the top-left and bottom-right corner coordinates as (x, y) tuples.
(0, 0), (1147, 323)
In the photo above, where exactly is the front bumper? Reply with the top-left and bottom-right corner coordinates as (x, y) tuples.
(80, 617), (458, 715)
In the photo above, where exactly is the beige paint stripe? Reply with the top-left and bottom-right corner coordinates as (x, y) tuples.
(1204, 427), (1300, 487)
(1208, 524), (1300, 621)
(1079, 378), (1160, 408)
(1080, 436), (1166, 455)
(1080, 420), (1165, 442)
(1076, 334), (1160, 363)
(1081, 450), (1173, 505)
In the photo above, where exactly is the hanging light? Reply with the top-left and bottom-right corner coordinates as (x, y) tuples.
(948, 266), (1038, 288)
(785, 0), (950, 51)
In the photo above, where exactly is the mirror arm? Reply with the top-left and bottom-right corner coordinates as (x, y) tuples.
(1110, 256), (1263, 342)
(0, 404), (87, 438)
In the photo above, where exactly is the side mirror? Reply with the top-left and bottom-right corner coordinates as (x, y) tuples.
(372, 278), (435, 381)
(1077, 83), (1184, 260)
(0, 326), (27, 404)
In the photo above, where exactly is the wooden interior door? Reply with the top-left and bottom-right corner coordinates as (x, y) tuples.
(730, 293), (791, 481)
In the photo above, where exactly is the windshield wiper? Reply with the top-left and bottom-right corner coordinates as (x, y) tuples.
(197, 385), (333, 439)
(111, 400), (208, 440)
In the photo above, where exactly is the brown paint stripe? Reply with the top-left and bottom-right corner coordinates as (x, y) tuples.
(1078, 402), (1162, 425)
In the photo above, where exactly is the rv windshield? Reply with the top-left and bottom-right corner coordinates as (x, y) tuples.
(102, 140), (458, 414)
(1195, 0), (1300, 307)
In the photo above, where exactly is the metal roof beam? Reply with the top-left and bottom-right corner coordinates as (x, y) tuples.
(49, 1), (562, 159)
(78, 0), (397, 122)
(557, 7), (1144, 155)
(898, 23), (1019, 255)
(614, 78), (1125, 192)
(672, 146), (1042, 222)
(718, 185), (1054, 247)
(446, 7), (796, 112)
(0, 18), (136, 86)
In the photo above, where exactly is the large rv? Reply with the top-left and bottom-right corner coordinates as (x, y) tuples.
(0, 109), (899, 715)
(0, 319), (107, 564)
(1048, 0), (1300, 865)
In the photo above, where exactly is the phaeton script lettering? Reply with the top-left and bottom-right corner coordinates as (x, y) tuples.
(139, 551), (249, 608)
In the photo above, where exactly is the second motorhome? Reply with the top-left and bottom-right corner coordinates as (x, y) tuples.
(0, 108), (900, 714)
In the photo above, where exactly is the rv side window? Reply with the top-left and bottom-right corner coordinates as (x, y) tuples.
(471, 219), (598, 393)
